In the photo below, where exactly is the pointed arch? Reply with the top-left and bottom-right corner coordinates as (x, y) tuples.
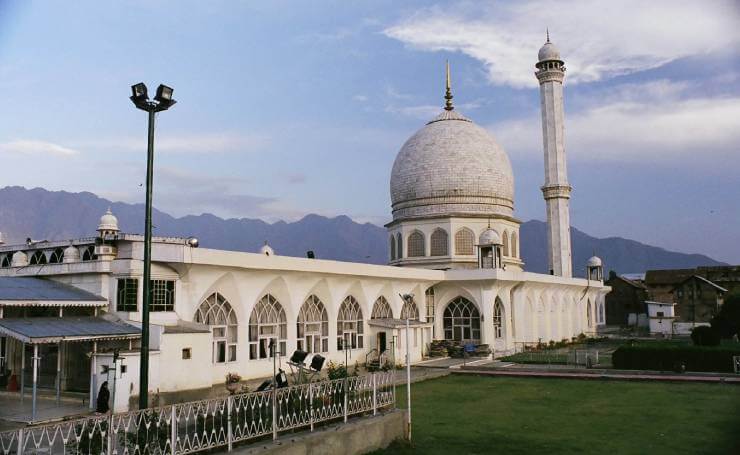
(0, 254), (11, 268)
(493, 297), (505, 339)
(371, 296), (393, 319)
(396, 233), (403, 260)
(49, 248), (64, 264)
(400, 298), (419, 320)
(297, 295), (329, 353)
(195, 292), (238, 363)
(81, 245), (96, 261)
(337, 295), (363, 350)
(587, 299), (593, 328)
(249, 294), (287, 359)
(29, 250), (47, 265)
(454, 228), (475, 255)
(389, 235), (396, 261)
(443, 297), (481, 343)
(502, 231), (509, 257)
(407, 231), (425, 257)
(511, 232), (518, 258)
(430, 228), (449, 256)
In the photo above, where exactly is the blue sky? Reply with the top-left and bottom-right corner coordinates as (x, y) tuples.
(0, 0), (739, 263)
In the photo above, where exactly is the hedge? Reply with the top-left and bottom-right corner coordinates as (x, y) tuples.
(612, 343), (740, 373)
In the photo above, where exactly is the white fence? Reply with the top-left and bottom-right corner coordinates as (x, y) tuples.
(0, 372), (395, 454)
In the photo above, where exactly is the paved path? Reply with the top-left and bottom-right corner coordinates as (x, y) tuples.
(453, 367), (740, 384)
(0, 394), (91, 429)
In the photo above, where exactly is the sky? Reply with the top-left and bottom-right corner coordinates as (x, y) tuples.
(0, 0), (739, 263)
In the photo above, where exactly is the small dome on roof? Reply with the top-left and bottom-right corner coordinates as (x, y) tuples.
(587, 256), (603, 267)
(538, 41), (561, 62)
(260, 242), (274, 256)
(478, 229), (502, 246)
(12, 250), (28, 267)
(63, 243), (80, 263)
(98, 208), (119, 233)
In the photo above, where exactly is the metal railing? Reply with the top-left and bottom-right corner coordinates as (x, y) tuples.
(0, 372), (395, 454)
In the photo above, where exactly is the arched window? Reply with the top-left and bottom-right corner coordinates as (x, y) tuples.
(81, 245), (96, 261)
(443, 297), (481, 343)
(249, 294), (287, 359)
(337, 296), (363, 350)
(371, 296), (393, 319)
(430, 228), (448, 256)
(587, 301), (593, 328)
(29, 250), (47, 265)
(297, 295), (329, 353)
(598, 303), (605, 324)
(1, 254), (12, 268)
(407, 231), (425, 257)
(389, 236), (396, 261)
(502, 231), (509, 257)
(195, 292), (238, 363)
(396, 233), (403, 260)
(494, 298), (504, 339)
(454, 228), (474, 255)
(49, 248), (64, 264)
(400, 298), (419, 320)
(425, 287), (435, 329)
(511, 232), (518, 258)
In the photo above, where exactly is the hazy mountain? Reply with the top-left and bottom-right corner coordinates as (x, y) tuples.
(0, 186), (726, 275)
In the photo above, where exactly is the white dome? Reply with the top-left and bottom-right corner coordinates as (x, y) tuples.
(587, 256), (603, 267)
(538, 41), (561, 62)
(12, 251), (28, 267)
(260, 243), (274, 256)
(98, 208), (119, 232)
(63, 243), (80, 263)
(478, 228), (502, 246)
(390, 109), (514, 221)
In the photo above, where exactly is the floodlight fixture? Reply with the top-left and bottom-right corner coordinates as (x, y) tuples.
(290, 350), (308, 364)
(154, 84), (176, 110)
(310, 354), (326, 372)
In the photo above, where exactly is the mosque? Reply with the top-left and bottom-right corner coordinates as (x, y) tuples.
(0, 37), (608, 412)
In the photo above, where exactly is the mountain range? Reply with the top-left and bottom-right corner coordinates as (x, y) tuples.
(0, 186), (725, 276)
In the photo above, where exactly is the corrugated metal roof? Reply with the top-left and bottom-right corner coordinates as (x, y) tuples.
(0, 317), (140, 343)
(0, 277), (105, 301)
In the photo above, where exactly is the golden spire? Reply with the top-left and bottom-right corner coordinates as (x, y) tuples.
(444, 60), (454, 111)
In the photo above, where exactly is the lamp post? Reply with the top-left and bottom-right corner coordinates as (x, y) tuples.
(130, 82), (176, 410)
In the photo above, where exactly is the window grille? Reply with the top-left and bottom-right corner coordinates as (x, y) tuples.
(443, 297), (480, 343)
(49, 248), (64, 263)
(430, 229), (449, 256)
(29, 250), (47, 265)
(407, 231), (425, 257)
(425, 287), (435, 336)
(371, 296), (393, 319)
(400, 299), (419, 320)
(502, 231), (509, 257)
(81, 245), (97, 261)
(149, 280), (175, 312)
(249, 294), (287, 359)
(494, 299), (503, 338)
(0, 254), (11, 268)
(511, 232), (518, 258)
(337, 296), (363, 350)
(389, 236), (396, 261)
(116, 278), (138, 312)
(454, 228), (474, 255)
(396, 233), (403, 259)
(297, 295), (329, 353)
(196, 292), (238, 363)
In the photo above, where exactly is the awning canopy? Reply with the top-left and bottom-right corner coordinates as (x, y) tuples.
(0, 316), (140, 344)
(0, 277), (107, 307)
(367, 318), (432, 329)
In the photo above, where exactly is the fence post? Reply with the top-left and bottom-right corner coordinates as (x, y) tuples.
(372, 373), (377, 416)
(170, 405), (177, 454)
(272, 390), (277, 441)
(17, 428), (23, 455)
(309, 382), (314, 432)
(107, 413), (113, 455)
(343, 377), (348, 423)
(227, 395), (233, 452)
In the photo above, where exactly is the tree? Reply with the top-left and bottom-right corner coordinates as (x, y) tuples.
(711, 291), (740, 339)
(691, 325), (721, 346)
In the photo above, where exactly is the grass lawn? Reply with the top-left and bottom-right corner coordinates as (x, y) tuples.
(374, 375), (740, 455)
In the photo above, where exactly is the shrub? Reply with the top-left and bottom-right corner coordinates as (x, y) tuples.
(612, 343), (740, 373)
(711, 291), (740, 339)
(691, 326), (721, 346)
(325, 361), (348, 380)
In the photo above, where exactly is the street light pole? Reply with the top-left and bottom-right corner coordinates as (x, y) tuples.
(130, 82), (176, 410)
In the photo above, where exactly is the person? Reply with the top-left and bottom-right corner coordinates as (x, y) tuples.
(96, 381), (110, 413)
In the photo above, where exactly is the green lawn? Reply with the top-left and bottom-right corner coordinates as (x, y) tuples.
(375, 375), (740, 455)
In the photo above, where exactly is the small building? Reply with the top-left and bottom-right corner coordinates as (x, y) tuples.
(645, 301), (676, 336)
(605, 271), (648, 326)
(671, 275), (726, 329)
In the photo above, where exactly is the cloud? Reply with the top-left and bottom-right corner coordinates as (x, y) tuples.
(0, 139), (81, 157)
(76, 132), (267, 155)
(491, 81), (740, 162)
(352, 95), (369, 102)
(384, 0), (740, 88)
(385, 99), (485, 120)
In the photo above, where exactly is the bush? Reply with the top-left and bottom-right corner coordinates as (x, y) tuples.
(325, 361), (348, 380)
(691, 326), (721, 346)
(612, 343), (740, 373)
(711, 291), (740, 339)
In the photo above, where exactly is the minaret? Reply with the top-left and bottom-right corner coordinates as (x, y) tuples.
(536, 32), (572, 277)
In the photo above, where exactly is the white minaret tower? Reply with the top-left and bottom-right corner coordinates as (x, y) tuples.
(536, 31), (572, 277)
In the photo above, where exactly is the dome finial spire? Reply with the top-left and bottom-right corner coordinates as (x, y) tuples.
(444, 60), (454, 111)
(546, 27), (550, 43)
